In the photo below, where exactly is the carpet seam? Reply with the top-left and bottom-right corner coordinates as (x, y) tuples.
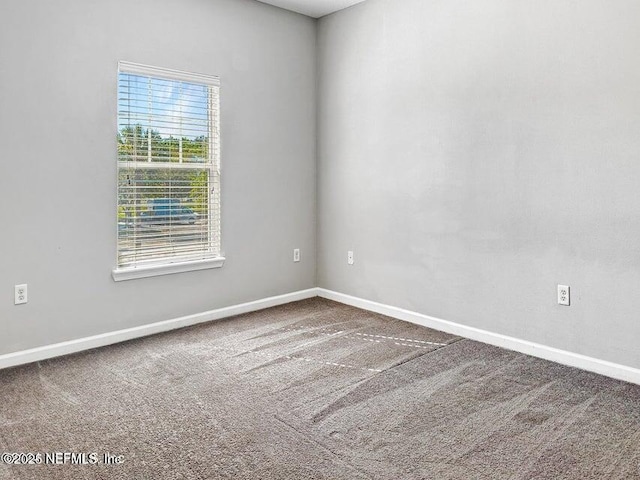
(378, 337), (468, 375)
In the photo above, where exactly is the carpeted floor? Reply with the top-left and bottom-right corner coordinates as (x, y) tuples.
(1, 298), (640, 479)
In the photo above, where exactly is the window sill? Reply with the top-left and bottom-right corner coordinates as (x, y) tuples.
(112, 257), (225, 282)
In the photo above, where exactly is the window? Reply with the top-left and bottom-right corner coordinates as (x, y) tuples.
(112, 62), (223, 281)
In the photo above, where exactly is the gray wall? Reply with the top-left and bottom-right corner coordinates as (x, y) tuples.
(0, 0), (317, 355)
(317, 0), (640, 368)
(3, 0), (639, 371)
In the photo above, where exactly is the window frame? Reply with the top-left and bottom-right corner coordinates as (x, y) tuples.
(112, 61), (224, 282)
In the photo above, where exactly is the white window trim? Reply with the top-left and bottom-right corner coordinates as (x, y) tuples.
(112, 257), (225, 282)
(113, 61), (223, 281)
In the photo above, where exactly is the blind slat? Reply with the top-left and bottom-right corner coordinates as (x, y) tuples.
(117, 64), (221, 269)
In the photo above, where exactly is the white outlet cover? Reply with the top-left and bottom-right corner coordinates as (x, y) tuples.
(558, 285), (570, 306)
(293, 249), (301, 263)
(347, 251), (354, 265)
(15, 284), (28, 305)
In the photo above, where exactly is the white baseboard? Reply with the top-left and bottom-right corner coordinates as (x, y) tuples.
(0, 288), (319, 371)
(5, 286), (639, 386)
(318, 288), (640, 386)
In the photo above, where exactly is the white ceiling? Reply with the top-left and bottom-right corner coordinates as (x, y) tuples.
(255, 0), (367, 18)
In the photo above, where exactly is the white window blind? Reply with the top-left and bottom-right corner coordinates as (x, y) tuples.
(116, 62), (221, 273)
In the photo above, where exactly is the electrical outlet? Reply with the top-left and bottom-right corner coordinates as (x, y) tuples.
(293, 249), (300, 263)
(558, 285), (570, 306)
(347, 251), (354, 265)
(15, 284), (28, 305)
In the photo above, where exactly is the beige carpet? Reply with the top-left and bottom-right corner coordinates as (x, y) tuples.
(1, 298), (640, 479)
